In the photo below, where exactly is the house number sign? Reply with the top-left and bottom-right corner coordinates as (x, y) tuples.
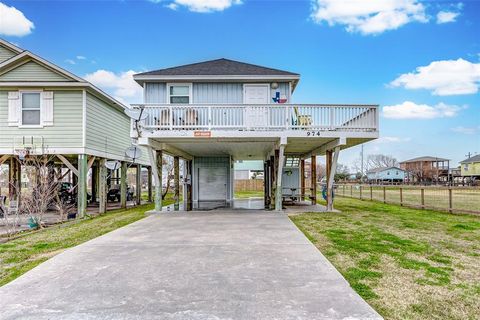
(306, 131), (323, 137)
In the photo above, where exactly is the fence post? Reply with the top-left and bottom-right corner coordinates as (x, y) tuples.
(421, 188), (425, 209)
(370, 186), (373, 200)
(350, 185), (353, 197)
(383, 186), (386, 203)
(359, 185), (362, 200)
(400, 187), (403, 206)
(448, 188), (453, 213)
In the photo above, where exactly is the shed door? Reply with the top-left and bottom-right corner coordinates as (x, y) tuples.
(198, 167), (227, 201)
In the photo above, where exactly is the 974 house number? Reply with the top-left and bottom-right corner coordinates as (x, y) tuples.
(306, 131), (322, 137)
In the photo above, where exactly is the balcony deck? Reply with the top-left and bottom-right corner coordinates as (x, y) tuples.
(131, 103), (379, 158)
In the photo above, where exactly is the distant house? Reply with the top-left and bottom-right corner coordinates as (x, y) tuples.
(400, 156), (450, 183)
(460, 155), (480, 181)
(234, 160), (264, 179)
(366, 167), (406, 184)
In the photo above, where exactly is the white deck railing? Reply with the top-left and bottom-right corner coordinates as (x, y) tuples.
(131, 104), (378, 132)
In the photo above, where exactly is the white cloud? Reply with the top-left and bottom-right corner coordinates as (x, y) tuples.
(158, 0), (242, 12)
(383, 101), (463, 119)
(65, 59), (76, 65)
(310, 0), (427, 35)
(76, 55), (87, 60)
(84, 70), (142, 105)
(390, 58), (480, 95)
(166, 2), (179, 10)
(451, 126), (480, 135)
(0, 2), (35, 37)
(436, 11), (459, 24)
(374, 136), (411, 143)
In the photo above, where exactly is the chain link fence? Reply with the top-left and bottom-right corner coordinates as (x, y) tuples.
(336, 184), (480, 215)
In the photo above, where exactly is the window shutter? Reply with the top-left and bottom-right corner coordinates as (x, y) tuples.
(7, 91), (20, 126)
(41, 91), (54, 126)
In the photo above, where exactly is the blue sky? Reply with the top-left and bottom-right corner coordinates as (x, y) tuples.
(1, 0), (479, 169)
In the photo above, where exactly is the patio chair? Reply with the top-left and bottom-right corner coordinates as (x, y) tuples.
(184, 108), (199, 126)
(293, 107), (313, 127)
(154, 109), (171, 129)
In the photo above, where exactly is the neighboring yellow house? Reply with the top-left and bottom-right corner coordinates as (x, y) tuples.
(460, 155), (480, 177)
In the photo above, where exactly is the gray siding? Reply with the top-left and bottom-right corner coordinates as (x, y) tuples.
(85, 93), (148, 164)
(0, 46), (16, 64)
(0, 61), (72, 82)
(193, 156), (233, 201)
(145, 83), (166, 103)
(144, 81), (291, 104)
(193, 83), (243, 104)
(0, 90), (83, 150)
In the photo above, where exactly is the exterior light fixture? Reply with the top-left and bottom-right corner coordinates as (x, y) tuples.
(271, 82), (279, 89)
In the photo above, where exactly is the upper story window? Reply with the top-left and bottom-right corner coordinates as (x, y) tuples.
(167, 83), (191, 104)
(21, 92), (41, 125)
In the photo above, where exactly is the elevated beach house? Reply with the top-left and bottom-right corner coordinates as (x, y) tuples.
(130, 58), (379, 211)
(0, 39), (150, 217)
(460, 154), (480, 183)
(366, 166), (406, 184)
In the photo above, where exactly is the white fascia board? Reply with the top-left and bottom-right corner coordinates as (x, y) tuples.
(139, 130), (378, 140)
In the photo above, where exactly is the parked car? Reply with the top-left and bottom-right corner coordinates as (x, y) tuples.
(107, 184), (134, 202)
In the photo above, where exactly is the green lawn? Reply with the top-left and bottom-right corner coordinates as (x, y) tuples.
(0, 199), (173, 287)
(338, 185), (480, 214)
(234, 190), (264, 198)
(291, 197), (480, 320)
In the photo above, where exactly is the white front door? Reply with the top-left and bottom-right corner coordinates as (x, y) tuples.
(244, 85), (269, 128)
(244, 84), (270, 104)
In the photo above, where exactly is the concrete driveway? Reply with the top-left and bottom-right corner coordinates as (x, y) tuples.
(0, 210), (381, 320)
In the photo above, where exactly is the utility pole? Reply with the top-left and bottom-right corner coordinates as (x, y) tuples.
(465, 152), (472, 159)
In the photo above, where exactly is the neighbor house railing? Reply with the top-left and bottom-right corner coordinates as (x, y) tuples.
(131, 104), (378, 132)
(335, 184), (480, 215)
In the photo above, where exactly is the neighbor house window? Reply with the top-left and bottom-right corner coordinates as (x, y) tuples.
(21, 92), (41, 125)
(168, 84), (191, 104)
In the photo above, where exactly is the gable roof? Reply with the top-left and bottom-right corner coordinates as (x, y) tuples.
(0, 39), (23, 55)
(134, 58), (300, 89)
(400, 156), (449, 163)
(0, 38), (127, 110)
(0, 50), (85, 82)
(460, 154), (480, 164)
(136, 58), (299, 77)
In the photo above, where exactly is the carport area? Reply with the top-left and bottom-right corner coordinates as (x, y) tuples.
(141, 135), (373, 213)
(0, 209), (380, 319)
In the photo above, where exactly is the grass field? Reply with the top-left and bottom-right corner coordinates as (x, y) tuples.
(338, 185), (480, 214)
(0, 198), (174, 287)
(234, 190), (264, 198)
(291, 197), (480, 320)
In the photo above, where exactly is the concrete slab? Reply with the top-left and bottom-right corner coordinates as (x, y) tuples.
(0, 211), (381, 320)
